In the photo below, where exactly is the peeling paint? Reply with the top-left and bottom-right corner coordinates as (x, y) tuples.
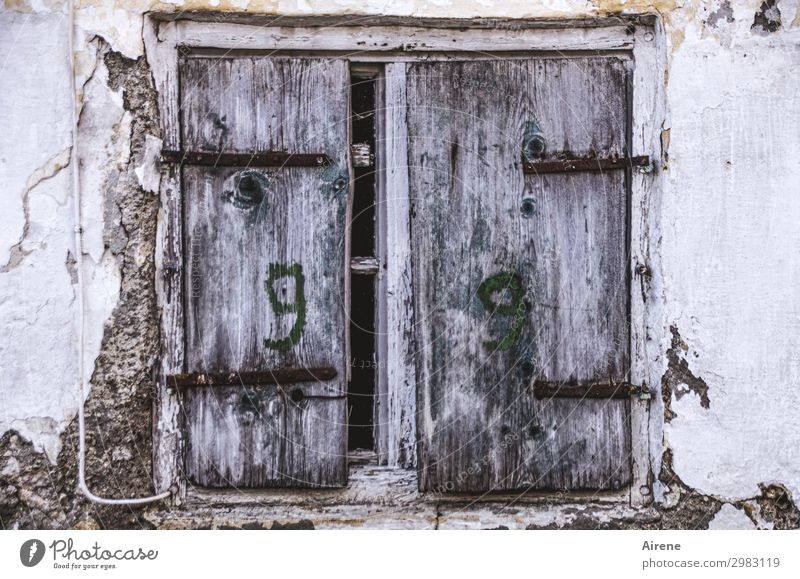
(661, 325), (710, 422)
(0, 147), (72, 273)
(752, 0), (782, 34)
(706, 0), (734, 28)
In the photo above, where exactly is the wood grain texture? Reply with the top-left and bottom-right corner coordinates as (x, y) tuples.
(380, 63), (418, 469)
(176, 20), (635, 55)
(407, 58), (632, 491)
(628, 24), (667, 506)
(143, 19), (180, 151)
(153, 163), (185, 501)
(180, 57), (350, 488)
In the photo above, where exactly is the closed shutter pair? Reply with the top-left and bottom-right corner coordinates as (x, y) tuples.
(178, 56), (631, 492)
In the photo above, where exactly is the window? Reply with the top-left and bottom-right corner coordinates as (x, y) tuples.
(147, 16), (661, 505)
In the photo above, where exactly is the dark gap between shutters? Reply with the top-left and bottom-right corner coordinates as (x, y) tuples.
(348, 71), (378, 451)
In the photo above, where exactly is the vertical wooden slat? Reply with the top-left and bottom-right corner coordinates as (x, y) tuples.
(153, 162), (185, 501)
(381, 63), (418, 469)
(628, 24), (666, 507)
(374, 70), (390, 464)
(408, 58), (632, 492)
(180, 57), (350, 488)
(144, 19), (180, 151)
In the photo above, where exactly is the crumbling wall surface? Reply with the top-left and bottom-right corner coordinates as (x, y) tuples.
(1, 0), (800, 530)
(658, 1), (800, 516)
(1, 8), (163, 529)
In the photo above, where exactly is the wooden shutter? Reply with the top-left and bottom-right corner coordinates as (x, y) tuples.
(407, 58), (632, 492)
(179, 57), (350, 488)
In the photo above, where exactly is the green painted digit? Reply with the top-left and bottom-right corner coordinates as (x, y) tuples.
(477, 272), (526, 352)
(263, 262), (306, 351)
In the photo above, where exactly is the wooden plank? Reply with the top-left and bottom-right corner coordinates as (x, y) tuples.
(350, 143), (372, 167)
(189, 50), (633, 64)
(162, 14), (645, 30)
(380, 63), (417, 469)
(143, 19), (180, 151)
(407, 58), (632, 492)
(180, 57), (350, 488)
(176, 21), (635, 54)
(153, 162), (185, 503)
(628, 23), (666, 507)
(350, 256), (380, 275)
(374, 71), (390, 465)
(344, 64), (354, 385)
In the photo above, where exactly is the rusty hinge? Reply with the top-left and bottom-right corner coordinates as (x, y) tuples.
(533, 380), (651, 400)
(161, 150), (332, 168)
(168, 367), (337, 387)
(523, 155), (651, 175)
(520, 119), (652, 175)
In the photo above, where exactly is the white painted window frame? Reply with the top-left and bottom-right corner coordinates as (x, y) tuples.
(144, 14), (665, 509)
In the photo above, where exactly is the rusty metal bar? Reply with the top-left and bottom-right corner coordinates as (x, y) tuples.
(161, 150), (332, 168)
(533, 380), (647, 400)
(168, 367), (337, 387)
(523, 155), (650, 175)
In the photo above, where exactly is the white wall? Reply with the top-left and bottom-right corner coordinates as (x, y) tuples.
(1, 0), (799, 523)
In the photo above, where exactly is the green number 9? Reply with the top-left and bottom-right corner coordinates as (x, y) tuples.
(477, 272), (526, 352)
(263, 262), (306, 351)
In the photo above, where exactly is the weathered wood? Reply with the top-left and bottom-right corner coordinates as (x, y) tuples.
(143, 19), (180, 151)
(178, 462), (632, 509)
(162, 13), (648, 30)
(180, 56), (350, 488)
(374, 71), (390, 465)
(350, 256), (380, 275)
(176, 20), (636, 55)
(378, 63), (418, 469)
(153, 162), (185, 503)
(148, 16), (660, 499)
(408, 58), (632, 492)
(350, 143), (373, 167)
(628, 23), (667, 507)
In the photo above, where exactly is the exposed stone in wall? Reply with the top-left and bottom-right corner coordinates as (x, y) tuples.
(749, 484), (800, 529)
(521, 452), (798, 530)
(752, 0), (782, 34)
(73, 45), (162, 529)
(0, 431), (72, 529)
(654, 450), (800, 530)
(661, 326), (709, 422)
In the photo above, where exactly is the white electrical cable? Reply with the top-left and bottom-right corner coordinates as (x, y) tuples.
(69, 0), (173, 506)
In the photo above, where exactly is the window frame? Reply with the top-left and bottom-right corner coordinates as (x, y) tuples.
(145, 13), (664, 508)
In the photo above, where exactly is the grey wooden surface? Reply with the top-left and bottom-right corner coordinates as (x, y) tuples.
(407, 58), (632, 492)
(180, 57), (350, 487)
